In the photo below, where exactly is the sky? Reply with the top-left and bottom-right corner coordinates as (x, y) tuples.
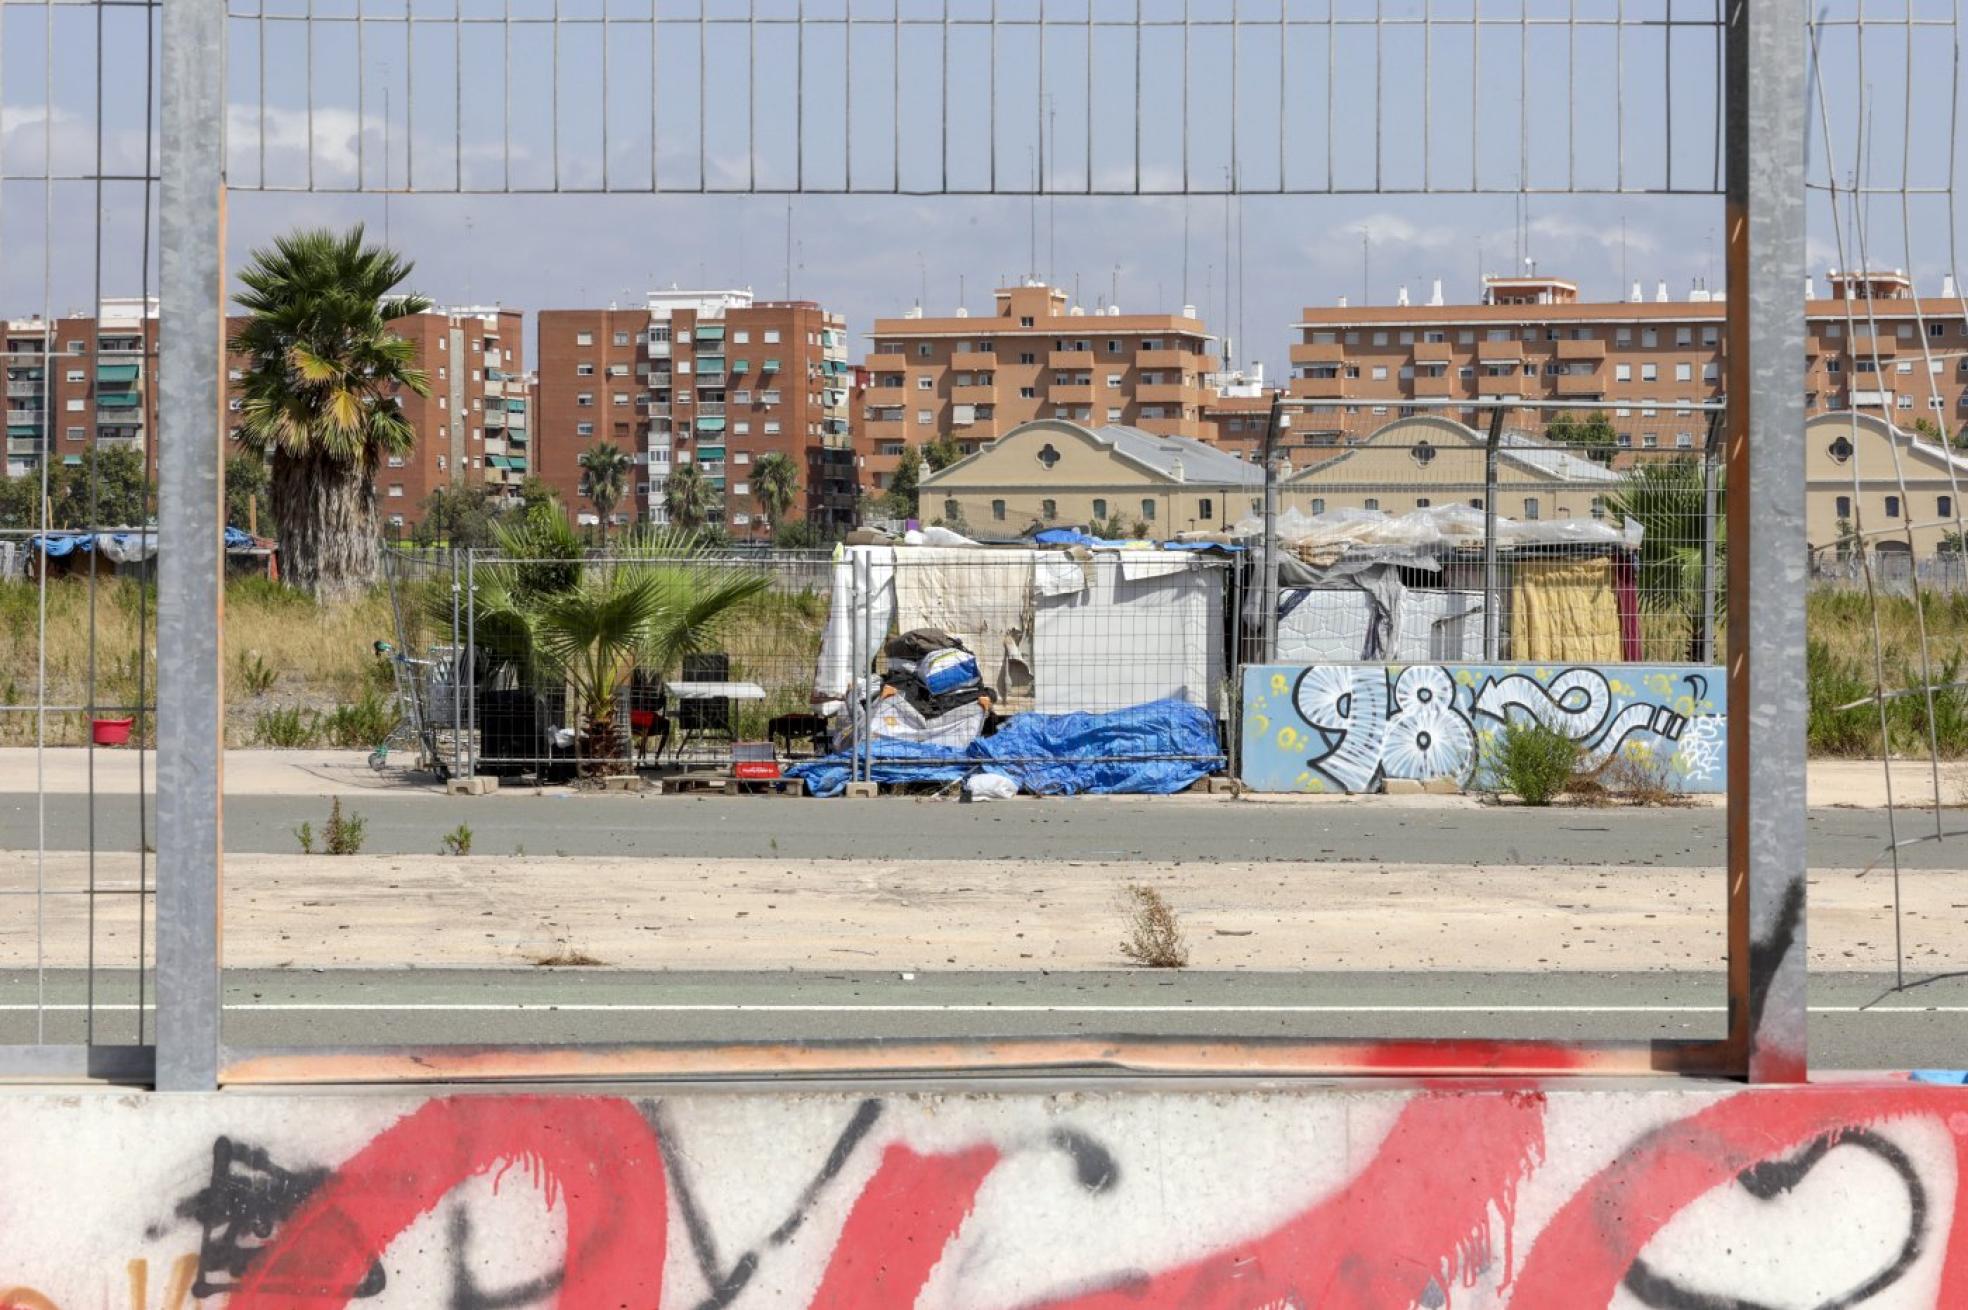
(0, 0), (1958, 379)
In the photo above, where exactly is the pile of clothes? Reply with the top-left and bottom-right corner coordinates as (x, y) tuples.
(840, 628), (997, 752)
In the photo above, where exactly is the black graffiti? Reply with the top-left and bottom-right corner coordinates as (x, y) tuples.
(1747, 878), (1808, 1051)
(174, 1136), (386, 1300)
(1622, 1127), (1929, 1310)
(445, 1204), (566, 1310)
(651, 1096), (885, 1310)
(1048, 1128), (1120, 1194)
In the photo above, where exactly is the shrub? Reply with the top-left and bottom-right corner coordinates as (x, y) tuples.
(254, 707), (318, 748)
(321, 689), (395, 748)
(441, 823), (472, 857)
(324, 797), (365, 855)
(1119, 884), (1189, 968)
(1488, 718), (1581, 806)
(236, 650), (279, 696)
(1806, 639), (1879, 756)
(294, 821), (315, 855)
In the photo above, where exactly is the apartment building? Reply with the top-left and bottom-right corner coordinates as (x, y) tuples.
(1287, 269), (1968, 454)
(1195, 366), (1282, 463)
(223, 305), (526, 533)
(536, 290), (854, 536)
(4, 298), (160, 483)
(860, 282), (1220, 492)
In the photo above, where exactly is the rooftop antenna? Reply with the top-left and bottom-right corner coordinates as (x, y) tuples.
(1361, 227), (1371, 306)
(784, 196), (793, 299)
(1111, 263), (1119, 311)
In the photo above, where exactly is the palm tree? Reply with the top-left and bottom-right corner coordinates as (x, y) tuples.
(661, 462), (720, 530)
(577, 441), (632, 543)
(1607, 457), (1724, 658)
(230, 225), (431, 600)
(751, 451), (801, 533)
(468, 519), (769, 772)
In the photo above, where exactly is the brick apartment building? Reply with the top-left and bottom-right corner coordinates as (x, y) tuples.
(859, 282), (1221, 492)
(4, 298), (160, 485)
(536, 290), (854, 536)
(1286, 269), (1968, 455)
(6, 300), (525, 533)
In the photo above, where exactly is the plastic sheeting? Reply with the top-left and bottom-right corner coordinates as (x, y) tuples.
(28, 526), (259, 561)
(1229, 503), (1644, 556)
(788, 698), (1223, 798)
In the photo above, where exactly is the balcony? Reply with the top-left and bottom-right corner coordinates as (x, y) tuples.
(1554, 373), (1605, 397)
(1049, 384), (1097, 405)
(1412, 341), (1455, 364)
(1410, 372), (1455, 398)
(649, 337), (672, 357)
(1295, 341), (1348, 364)
(1137, 348), (1193, 369)
(1556, 338), (1607, 361)
(951, 350), (997, 370)
(697, 401), (727, 418)
(1292, 374), (1350, 400)
(1476, 339), (1525, 363)
(694, 371), (726, 389)
(484, 437), (508, 456)
(483, 408), (507, 428)
(1136, 382), (1192, 404)
(96, 411), (145, 427)
(865, 386), (908, 406)
(1049, 349), (1095, 370)
(1850, 389), (1896, 408)
(483, 351), (501, 369)
(868, 352), (908, 371)
(7, 382), (42, 398)
(952, 384), (996, 405)
(1850, 334), (1897, 358)
(6, 409), (44, 425)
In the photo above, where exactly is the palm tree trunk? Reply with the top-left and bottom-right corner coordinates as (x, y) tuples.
(271, 449), (381, 602)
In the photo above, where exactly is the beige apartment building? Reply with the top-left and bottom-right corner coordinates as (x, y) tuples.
(861, 283), (1220, 492)
(1288, 269), (1968, 453)
(919, 418), (1264, 536)
(1806, 410), (1968, 562)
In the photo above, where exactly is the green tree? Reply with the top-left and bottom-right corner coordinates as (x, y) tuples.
(0, 473), (38, 530)
(1544, 410), (1620, 464)
(751, 451), (802, 531)
(772, 519), (825, 550)
(921, 432), (963, 473)
(577, 441), (632, 543)
(881, 447), (925, 520)
(412, 483), (509, 550)
(661, 462), (720, 531)
(1608, 457), (1724, 658)
(465, 520), (770, 773)
(1913, 416), (1944, 443)
(226, 452), (276, 537)
(516, 474), (559, 515)
(230, 225), (432, 601)
(47, 445), (150, 528)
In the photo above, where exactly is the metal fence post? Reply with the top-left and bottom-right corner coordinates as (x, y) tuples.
(1482, 408), (1504, 661)
(154, 0), (227, 1091)
(1260, 395), (1283, 663)
(1725, 0), (1809, 1083)
(466, 551), (479, 779)
(1700, 408), (1724, 665)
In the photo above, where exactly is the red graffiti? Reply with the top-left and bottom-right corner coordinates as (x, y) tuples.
(1031, 1090), (1547, 1309)
(226, 1096), (668, 1310)
(806, 1142), (1001, 1307)
(1510, 1085), (1968, 1307)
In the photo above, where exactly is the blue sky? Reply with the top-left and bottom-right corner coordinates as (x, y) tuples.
(0, 0), (1955, 377)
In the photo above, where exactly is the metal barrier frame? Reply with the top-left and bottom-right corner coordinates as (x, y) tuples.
(140, 0), (1807, 1091)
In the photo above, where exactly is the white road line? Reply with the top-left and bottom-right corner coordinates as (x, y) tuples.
(0, 1003), (1963, 1014)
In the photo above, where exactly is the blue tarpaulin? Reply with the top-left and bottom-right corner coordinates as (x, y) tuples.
(788, 699), (1223, 798)
(1028, 527), (1241, 552)
(29, 527), (258, 559)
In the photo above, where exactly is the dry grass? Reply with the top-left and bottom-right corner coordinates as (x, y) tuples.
(1119, 884), (1189, 969)
(526, 938), (605, 967)
(1566, 748), (1693, 808)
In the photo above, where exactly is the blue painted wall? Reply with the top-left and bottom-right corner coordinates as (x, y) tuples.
(1240, 663), (1727, 794)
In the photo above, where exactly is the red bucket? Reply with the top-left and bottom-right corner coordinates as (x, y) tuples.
(91, 717), (134, 747)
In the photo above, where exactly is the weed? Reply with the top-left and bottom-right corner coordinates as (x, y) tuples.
(1119, 884), (1189, 968)
(1487, 718), (1581, 806)
(294, 821), (315, 855)
(236, 650), (279, 696)
(527, 938), (604, 967)
(320, 689), (395, 748)
(512, 843), (527, 858)
(323, 797), (366, 855)
(254, 707), (319, 748)
(1570, 747), (1690, 807)
(441, 823), (473, 857)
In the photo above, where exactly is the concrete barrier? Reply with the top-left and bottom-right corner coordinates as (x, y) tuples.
(1241, 662), (1727, 795)
(0, 1081), (1963, 1306)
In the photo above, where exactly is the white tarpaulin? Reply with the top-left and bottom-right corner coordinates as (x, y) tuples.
(1031, 554), (1225, 712)
(1276, 587), (1484, 662)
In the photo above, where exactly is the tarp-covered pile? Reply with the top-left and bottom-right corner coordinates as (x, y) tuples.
(788, 698), (1222, 798)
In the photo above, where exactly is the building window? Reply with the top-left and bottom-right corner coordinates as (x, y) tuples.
(1676, 327), (1693, 346)
(1641, 363), (1658, 382)
(1140, 499), (1156, 521)
(1524, 499), (1541, 520)
(1642, 328), (1658, 347)
(577, 392), (593, 406)
(1364, 497), (1381, 511)
(1886, 495), (1902, 518)
(577, 421), (594, 436)
(1091, 498), (1108, 520)
(388, 483), (405, 498)
(917, 376), (934, 390)
(575, 331), (593, 346)
(992, 499), (1007, 521)
(1675, 362), (1693, 382)
(1836, 494), (1852, 518)
(1942, 495), (1955, 518)
(1198, 497), (1214, 521)
(614, 393), (630, 406)
(1041, 498), (1058, 520)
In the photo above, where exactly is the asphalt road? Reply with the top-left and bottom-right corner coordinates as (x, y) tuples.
(3, 968), (1963, 1070)
(3, 792), (1963, 867)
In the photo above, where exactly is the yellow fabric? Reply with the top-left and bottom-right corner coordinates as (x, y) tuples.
(1510, 557), (1621, 661)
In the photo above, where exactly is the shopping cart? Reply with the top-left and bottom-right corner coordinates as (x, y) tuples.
(367, 638), (455, 782)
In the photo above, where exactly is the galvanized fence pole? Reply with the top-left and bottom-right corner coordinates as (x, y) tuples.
(450, 548), (463, 772)
(1725, 0), (1809, 1083)
(1482, 408), (1504, 661)
(1260, 395), (1283, 662)
(155, 0), (228, 1092)
(466, 551), (479, 779)
(1701, 408), (1724, 665)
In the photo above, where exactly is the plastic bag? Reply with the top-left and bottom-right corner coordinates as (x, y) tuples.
(964, 772), (1020, 801)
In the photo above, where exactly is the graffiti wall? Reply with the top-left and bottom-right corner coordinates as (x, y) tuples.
(1240, 662), (1727, 794)
(0, 1083), (1965, 1308)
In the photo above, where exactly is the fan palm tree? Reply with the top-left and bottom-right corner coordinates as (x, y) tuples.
(468, 520), (769, 772)
(1607, 457), (1725, 658)
(577, 441), (632, 542)
(662, 462), (720, 530)
(230, 225), (431, 600)
(751, 451), (802, 533)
